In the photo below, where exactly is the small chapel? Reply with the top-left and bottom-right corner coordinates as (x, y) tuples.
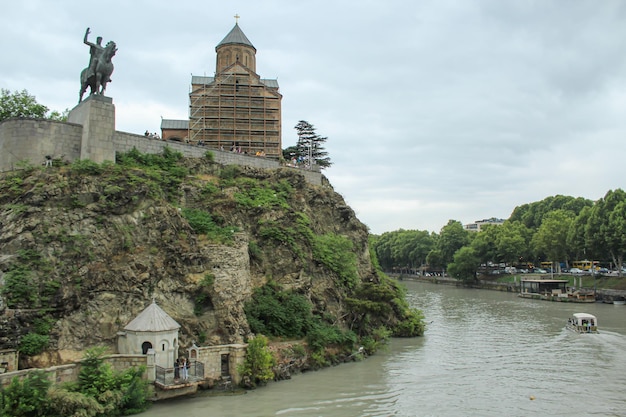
(117, 299), (180, 369)
(161, 18), (283, 158)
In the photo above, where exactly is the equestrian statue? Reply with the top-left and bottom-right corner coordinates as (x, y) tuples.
(79, 27), (117, 102)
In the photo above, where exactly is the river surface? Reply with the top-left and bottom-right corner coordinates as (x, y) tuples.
(140, 281), (626, 417)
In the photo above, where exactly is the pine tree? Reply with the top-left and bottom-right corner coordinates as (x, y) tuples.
(294, 120), (332, 169)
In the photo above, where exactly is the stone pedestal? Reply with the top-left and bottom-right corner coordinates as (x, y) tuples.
(68, 95), (116, 163)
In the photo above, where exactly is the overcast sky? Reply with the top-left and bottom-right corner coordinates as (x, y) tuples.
(2, 1), (626, 234)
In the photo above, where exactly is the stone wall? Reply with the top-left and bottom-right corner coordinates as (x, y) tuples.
(192, 343), (247, 385)
(0, 118), (82, 170)
(0, 354), (147, 388)
(0, 111), (322, 186)
(0, 349), (18, 373)
(113, 131), (322, 185)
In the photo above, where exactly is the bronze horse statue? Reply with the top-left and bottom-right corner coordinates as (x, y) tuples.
(79, 40), (117, 102)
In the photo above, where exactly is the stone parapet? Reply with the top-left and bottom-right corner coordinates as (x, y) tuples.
(0, 354), (148, 388)
(0, 102), (323, 187)
(0, 118), (82, 170)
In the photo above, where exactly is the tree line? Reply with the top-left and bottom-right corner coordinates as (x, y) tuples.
(371, 191), (626, 281)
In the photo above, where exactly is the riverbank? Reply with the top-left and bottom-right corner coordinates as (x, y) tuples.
(390, 273), (626, 303)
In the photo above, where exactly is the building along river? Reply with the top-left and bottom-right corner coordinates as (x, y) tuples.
(140, 280), (626, 417)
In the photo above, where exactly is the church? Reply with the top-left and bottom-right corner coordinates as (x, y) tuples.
(161, 19), (283, 158)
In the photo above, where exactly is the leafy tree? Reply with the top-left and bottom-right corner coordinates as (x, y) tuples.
(531, 209), (574, 267)
(469, 224), (500, 265)
(239, 335), (275, 388)
(293, 120), (332, 169)
(568, 205), (592, 262)
(509, 195), (592, 230)
(607, 200), (626, 274)
(447, 246), (480, 282)
(282, 145), (299, 161)
(426, 248), (445, 272)
(436, 220), (470, 268)
(585, 189), (626, 274)
(76, 346), (151, 415)
(496, 221), (531, 266)
(1, 371), (51, 417)
(374, 229), (435, 273)
(0, 89), (67, 122)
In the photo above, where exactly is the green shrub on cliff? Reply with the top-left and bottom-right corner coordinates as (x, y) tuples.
(181, 208), (235, 243)
(18, 333), (49, 356)
(1, 265), (37, 308)
(245, 282), (313, 338)
(312, 233), (359, 289)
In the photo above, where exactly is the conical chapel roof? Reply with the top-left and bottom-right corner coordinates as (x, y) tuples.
(216, 23), (256, 51)
(124, 300), (180, 332)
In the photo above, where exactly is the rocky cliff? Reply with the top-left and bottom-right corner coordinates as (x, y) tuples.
(0, 150), (422, 368)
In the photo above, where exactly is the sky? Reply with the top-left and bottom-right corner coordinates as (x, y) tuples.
(2, 1), (626, 235)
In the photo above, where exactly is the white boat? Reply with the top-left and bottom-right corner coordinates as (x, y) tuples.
(566, 313), (599, 334)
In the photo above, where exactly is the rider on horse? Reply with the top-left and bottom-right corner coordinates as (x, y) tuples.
(84, 28), (104, 80)
(79, 27), (116, 102)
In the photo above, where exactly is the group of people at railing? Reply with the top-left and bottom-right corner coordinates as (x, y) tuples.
(174, 357), (190, 382)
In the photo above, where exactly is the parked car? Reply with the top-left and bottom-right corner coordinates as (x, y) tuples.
(534, 268), (547, 274)
(570, 268), (584, 274)
(597, 267), (609, 274)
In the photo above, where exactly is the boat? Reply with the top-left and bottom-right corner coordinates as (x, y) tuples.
(566, 313), (599, 334)
(519, 279), (595, 303)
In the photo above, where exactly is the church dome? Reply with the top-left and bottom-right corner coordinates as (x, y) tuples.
(124, 300), (181, 332)
(216, 23), (256, 52)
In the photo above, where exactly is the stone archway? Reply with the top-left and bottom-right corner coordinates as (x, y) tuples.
(141, 341), (153, 355)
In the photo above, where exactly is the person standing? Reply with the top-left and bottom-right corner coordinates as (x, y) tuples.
(174, 358), (180, 382)
(181, 357), (188, 381)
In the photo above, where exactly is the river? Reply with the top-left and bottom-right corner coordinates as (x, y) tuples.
(140, 281), (626, 416)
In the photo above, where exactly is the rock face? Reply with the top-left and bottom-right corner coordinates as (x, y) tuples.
(0, 157), (393, 368)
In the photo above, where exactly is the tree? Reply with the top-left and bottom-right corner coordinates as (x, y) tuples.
(0, 89), (68, 122)
(447, 246), (480, 282)
(531, 209), (574, 267)
(469, 224), (500, 265)
(496, 221), (531, 266)
(437, 220), (470, 268)
(585, 189), (626, 274)
(568, 205), (592, 262)
(509, 195), (592, 230)
(371, 229), (434, 273)
(1, 371), (51, 417)
(239, 335), (276, 388)
(293, 120), (332, 169)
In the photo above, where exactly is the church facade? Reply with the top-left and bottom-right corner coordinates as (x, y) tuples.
(161, 22), (282, 158)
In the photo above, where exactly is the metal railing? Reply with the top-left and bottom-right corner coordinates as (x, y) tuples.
(154, 362), (205, 386)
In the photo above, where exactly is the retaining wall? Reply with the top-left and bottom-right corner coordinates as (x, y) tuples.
(0, 118), (82, 170)
(0, 115), (323, 186)
(0, 354), (147, 388)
